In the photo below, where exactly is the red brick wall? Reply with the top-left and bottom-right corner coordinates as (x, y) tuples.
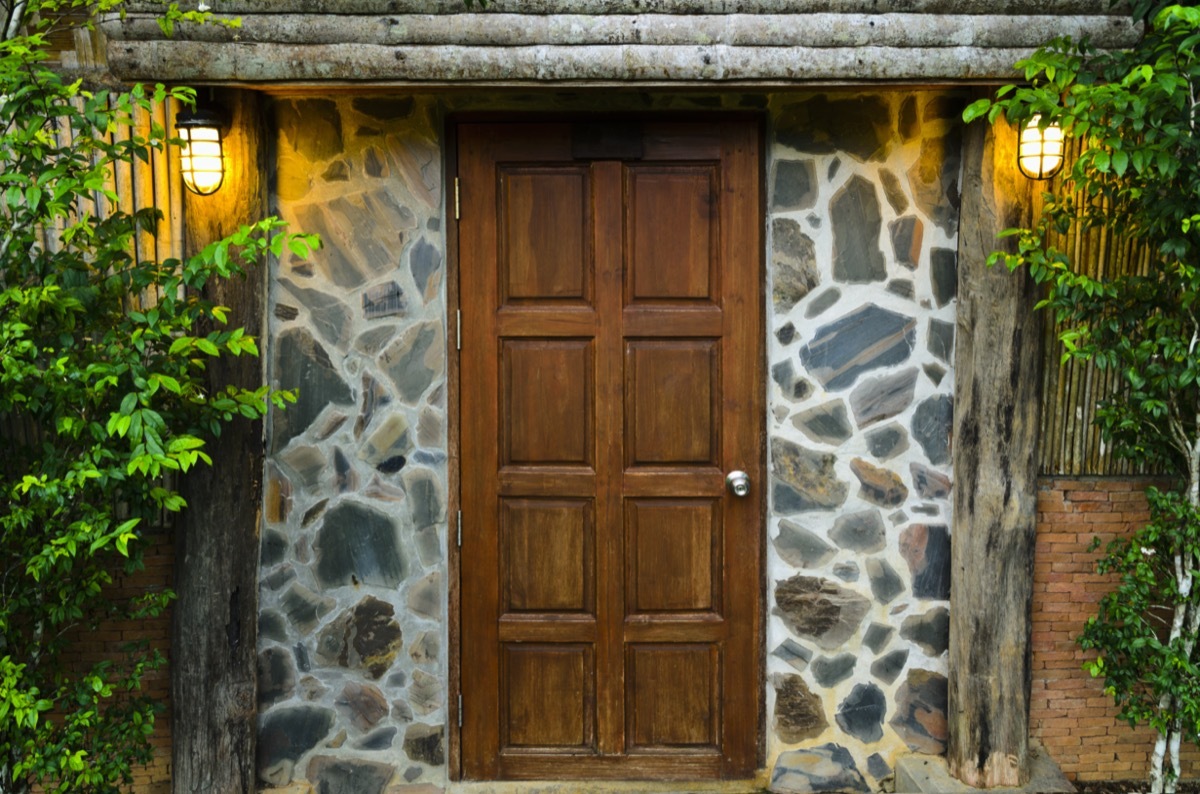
(58, 531), (174, 793)
(1032, 476), (1200, 781)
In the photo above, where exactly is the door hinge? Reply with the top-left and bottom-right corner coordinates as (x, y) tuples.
(457, 692), (463, 728)
(455, 309), (461, 351)
(454, 177), (460, 220)
(456, 509), (462, 547)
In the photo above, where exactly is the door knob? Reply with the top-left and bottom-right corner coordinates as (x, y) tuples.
(725, 470), (751, 497)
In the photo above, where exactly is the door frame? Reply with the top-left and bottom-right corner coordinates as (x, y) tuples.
(445, 112), (768, 782)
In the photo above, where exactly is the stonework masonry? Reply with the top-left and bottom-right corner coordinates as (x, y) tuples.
(251, 89), (960, 793)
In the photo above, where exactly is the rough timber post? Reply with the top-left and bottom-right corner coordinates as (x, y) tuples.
(173, 88), (268, 794)
(947, 104), (1043, 788)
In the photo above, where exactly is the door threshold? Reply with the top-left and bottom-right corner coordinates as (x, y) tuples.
(447, 775), (770, 794)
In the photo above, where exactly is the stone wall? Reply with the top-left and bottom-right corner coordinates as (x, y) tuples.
(764, 92), (959, 792)
(256, 90), (960, 793)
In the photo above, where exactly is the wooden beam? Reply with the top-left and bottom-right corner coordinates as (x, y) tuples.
(173, 88), (268, 794)
(947, 102), (1042, 788)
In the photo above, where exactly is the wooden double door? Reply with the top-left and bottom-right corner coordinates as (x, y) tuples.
(458, 120), (763, 781)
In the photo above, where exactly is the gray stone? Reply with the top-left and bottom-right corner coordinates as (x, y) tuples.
(278, 99), (343, 162)
(866, 558), (905, 604)
(907, 129), (962, 236)
(405, 467), (444, 530)
(771, 439), (848, 512)
(837, 683), (886, 743)
(362, 281), (406, 319)
(364, 147), (385, 177)
(258, 647), (297, 707)
(799, 303), (916, 391)
(890, 510), (909, 525)
(262, 528), (288, 567)
(299, 675), (326, 701)
(812, 653), (856, 688)
(410, 238), (442, 303)
(890, 669), (948, 754)
(868, 753), (892, 782)
(275, 302), (299, 321)
(773, 519), (836, 569)
(301, 499), (328, 528)
(900, 524), (952, 600)
(830, 509), (885, 553)
(359, 413), (412, 470)
(415, 524), (443, 567)
(850, 458), (909, 507)
(409, 630), (440, 665)
(281, 583), (335, 635)
(260, 609), (288, 643)
(356, 727), (397, 751)
(411, 671), (444, 713)
(912, 395), (954, 465)
(323, 160), (349, 182)
(306, 755), (394, 794)
(792, 400), (853, 445)
(773, 159), (818, 210)
(776, 322), (796, 345)
(774, 575), (870, 650)
(770, 743), (870, 794)
(865, 423), (909, 460)
(333, 448), (357, 493)
(831, 176), (886, 284)
(776, 94), (892, 162)
(910, 464), (951, 499)
(832, 562), (860, 582)
(850, 367), (918, 429)
(827, 158), (841, 181)
(901, 607), (950, 656)
(793, 379), (813, 400)
(315, 596), (403, 679)
(407, 572), (442, 620)
(257, 705), (335, 783)
(927, 318), (954, 363)
(772, 360), (795, 392)
(280, 277), (352, 349)
(871, 648), (909, 685)
(403, 723), (444, 766)
(804, 287), (841, 319)
(335, 682), (389, 731)
(930, 248), (958, 307)
(279, 444), (326, 491)
(294, 642), (311, 673)
(880, 168), (908, 213)
(262, 565), (297, 591)
(863, 623), (894, 653)
(354, 325), (397, 356)
(271, 328), (353, 453)
(772, 639), (813, 672)
(923, 362), (947, 386)
(914, 504), (940, 516)
(887, 279), (915, 299)
(352, 96), (413, 121)
(380, 321), (442, 405)
(899, 96), (920, 140)
(314, 501), (406, 589)
(773, 218), (819, 311)
(889, 215), (924, 270)
(293, 190), (414, 289)
(774, 674), (827, 742)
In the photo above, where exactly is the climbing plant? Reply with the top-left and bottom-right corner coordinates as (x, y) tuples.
(0, 1), (315, 790)
(964, 5), (1200, 793)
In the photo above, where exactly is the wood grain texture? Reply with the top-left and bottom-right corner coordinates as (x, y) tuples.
(173, 88), (267, 794)
(458, 120), (762, 781)
(947, 106), (1042, 788)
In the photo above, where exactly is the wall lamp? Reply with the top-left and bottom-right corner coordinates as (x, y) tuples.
(1018, 114), (1065, 180)
(177, 106), (228, 196)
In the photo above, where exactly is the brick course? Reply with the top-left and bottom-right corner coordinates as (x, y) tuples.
(1033, 476), (1200, 781)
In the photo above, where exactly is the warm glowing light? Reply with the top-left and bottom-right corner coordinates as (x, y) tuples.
(1018, 115), (1064, 180)
(177, 109), (226, 195)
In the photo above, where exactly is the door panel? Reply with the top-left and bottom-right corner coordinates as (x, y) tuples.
(459, 121), (762, 781)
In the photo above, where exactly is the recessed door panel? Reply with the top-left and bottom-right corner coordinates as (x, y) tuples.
(502, 339), (594, 467)
(501, 167), (592, 304)
(502, 644), (596, 751)
(626, 340), (719, 467)
(502, 498), (594, 614)
(627, 166), (718, 302)
(626, 499), (720, 615)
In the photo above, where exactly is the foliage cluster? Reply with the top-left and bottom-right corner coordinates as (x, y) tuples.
(0, 2), (314, 790)
(966, 5), (1199, 792)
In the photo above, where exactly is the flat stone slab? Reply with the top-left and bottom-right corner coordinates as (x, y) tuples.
(895, 747), (1074, 794)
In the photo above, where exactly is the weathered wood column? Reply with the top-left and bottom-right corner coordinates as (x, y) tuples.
(174, 88), (269, 794)
(947, 106), (1043, 787)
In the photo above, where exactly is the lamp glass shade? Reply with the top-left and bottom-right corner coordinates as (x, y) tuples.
(1018, 115), (1065, 180)
(177, 112), (225, 195)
